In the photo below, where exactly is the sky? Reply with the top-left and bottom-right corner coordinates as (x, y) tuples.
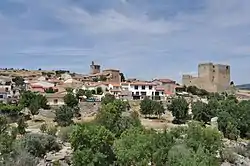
(0, 0), (250, 84)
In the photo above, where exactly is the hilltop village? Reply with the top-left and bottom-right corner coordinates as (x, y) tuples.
(0, 61), (245, 105)
(0, 61), (250, 166)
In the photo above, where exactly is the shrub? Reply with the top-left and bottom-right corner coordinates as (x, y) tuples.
(220, 148), (237, 163)
(40, 123), (47, 133)
(46, 125), (58, 136)
(55, 105), (74, 127)
(58, 126), (74, 142)
(19, 133), (60, 157)
(4, 149), (38, 166)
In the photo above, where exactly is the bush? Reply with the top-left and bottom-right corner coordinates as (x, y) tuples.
(220, 148), (237, 163)
(46, 125), (58, 136)
(55, 105), (74, 127)
(4, 149), (38, 166)
(58, 126), (74, 142)
(40, 123), (47, 133)
(19, 133), (60, 157)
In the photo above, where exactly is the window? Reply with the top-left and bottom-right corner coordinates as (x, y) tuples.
(162, 92), (164, 95)
(142, 85), (145, 90)
(134, 85), (138, 90)
(141, 92), (146, 96)
(149, 86), (152, 90)
(136, 92), (139, 95)
(0, 95), (3, 98)
(54, 99), (58, 104)
(213, 70), (215, 72)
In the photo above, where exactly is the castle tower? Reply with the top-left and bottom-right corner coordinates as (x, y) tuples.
(90, 61), (101, 74)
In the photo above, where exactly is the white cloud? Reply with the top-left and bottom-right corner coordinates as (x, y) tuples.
(56, 7), (182, 35)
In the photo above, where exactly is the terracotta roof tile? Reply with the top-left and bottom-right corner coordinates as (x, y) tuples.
(154, 79), (175, 83)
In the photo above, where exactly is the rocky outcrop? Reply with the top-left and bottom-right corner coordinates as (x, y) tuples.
(37, 143), (73, 166)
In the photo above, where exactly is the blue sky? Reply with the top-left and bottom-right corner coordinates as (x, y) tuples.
(0, 0), (250, 84)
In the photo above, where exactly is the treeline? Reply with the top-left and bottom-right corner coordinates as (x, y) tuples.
(167, 94), (250, 140)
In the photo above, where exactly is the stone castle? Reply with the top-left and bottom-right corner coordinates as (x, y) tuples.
(182, 63), (230, 92)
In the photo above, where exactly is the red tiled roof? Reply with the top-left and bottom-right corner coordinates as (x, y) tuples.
(155, 86), (165, 91)
(130, 81), (156, 86)
(154, 79), (175, 83)
(165, 90), (173, 95)
(110, 83), (121, 87)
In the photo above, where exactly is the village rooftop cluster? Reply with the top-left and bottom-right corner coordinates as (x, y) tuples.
(0, 61), (239, 106)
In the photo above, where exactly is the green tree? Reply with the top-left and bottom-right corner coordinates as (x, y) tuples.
(85, 90), (92, 99)
(19, 91), (36, 108)
(71, 123), (115, 166)
(192, 100), (218, 124)
(119, 73), (126, 82)
(152, 130), (175, 165)
(12, 76), (24, 86)
(55, 105), (74, 127)
(64, 92), (78, 108)
(185, 121), (223, 154)
(101, 93), (116, 105)
(114, 127), (153, 166)
(0, 116), (15, 157)
(28, 98), (40, 116)
(96, 87), (103, 95)
(76, 89), (85, 99)
(140, 98), (154, 117)
(17, 116), (27, 135)
(95, 101), (139, 136)
(36, 94), (50, 109)
(218, 111), (240, 140)
(19, 91), (49, 110)
(168, 97), (189, 124)
(153, 101), (165, 118)
(91, 89), (96, 95)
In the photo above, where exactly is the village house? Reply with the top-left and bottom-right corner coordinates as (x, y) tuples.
(108, 83), (122, 97)
(0, 88), (9, 103)
(152, 78), (176, 95)
(128, 81), (158, 100)
(45, 92), (66, 106)
(29, 80), (57, 93)
(82, 82), (108, 93)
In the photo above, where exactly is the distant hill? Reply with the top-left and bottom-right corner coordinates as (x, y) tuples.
(236, 84), (250, 90)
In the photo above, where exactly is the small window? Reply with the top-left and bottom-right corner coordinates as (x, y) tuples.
(142, 85), (145, 90)
(226, 66), (229, 70)
(213, 70), (215, 72)
(54, 99), (58, 104)
(149, 86), (152, 90)
(0, 95), (3, 98)
(136, 92), (139, 95)
(134, 85), (138, 90)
